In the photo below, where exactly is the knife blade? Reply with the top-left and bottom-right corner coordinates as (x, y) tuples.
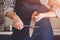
(29, 11), (38, 38)
(29, 19), (35, 37)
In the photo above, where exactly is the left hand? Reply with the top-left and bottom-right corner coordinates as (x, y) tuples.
(35, 13), (44, 22)
(31, 11), (38, 21)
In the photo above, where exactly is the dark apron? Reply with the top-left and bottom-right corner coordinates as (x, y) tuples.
(11, 0), (53, 40)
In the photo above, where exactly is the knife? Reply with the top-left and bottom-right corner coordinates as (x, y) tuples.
(29, 11), (38, 38)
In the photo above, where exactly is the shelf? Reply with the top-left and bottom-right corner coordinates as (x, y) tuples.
(53, 29), (60, 35)
(0, 32), (13, 35)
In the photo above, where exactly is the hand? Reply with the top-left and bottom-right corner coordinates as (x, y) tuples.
(35, 13), (44, 22)
(6, 11), (24, 30)
(31, 11), (38, 21)
(13, 14), (24, 30)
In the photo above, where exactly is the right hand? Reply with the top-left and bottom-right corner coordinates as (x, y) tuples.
(6, 11), (24, 30)
(13, 14), (24, 30)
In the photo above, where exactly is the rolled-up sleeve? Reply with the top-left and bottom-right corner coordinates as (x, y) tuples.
(4, 0), (15, 15)
(53, 7), (60, 18)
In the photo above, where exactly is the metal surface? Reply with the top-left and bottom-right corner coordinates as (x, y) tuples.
(29, 20), (36, 37)
(23, 25), (39, 28)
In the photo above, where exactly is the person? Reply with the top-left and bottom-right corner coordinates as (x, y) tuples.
(35, 0), (60, 22)
(4, 0), (60, 40)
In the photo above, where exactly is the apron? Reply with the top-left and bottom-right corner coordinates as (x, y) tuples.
(11, 0), (53, 40)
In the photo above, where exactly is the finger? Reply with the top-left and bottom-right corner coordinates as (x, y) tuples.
(35, 16), (41, 22)
(35, 16), (38, 19)
(16, 23), (23, 30)
(13, 23), (18, 29)
(19, 22), (24, 30)
(36, 18), (40, 22)
(13, 22), (20, 30)
(16, 23), (20, 30)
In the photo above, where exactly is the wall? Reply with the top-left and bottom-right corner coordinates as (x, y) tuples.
(50, 18), (60, 35)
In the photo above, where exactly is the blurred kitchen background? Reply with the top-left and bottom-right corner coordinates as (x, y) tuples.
(0, 0), (60, 40)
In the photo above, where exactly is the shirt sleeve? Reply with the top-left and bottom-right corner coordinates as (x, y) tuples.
(40, 0), (50, 9)
(4, 0), (15, 15)
(52, 7), (60, 18)
(40, 0), (60, 18)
